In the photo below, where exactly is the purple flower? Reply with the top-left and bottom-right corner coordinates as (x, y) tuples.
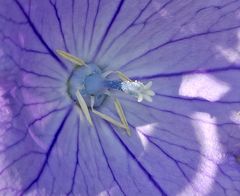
(0, 0), (240, 195)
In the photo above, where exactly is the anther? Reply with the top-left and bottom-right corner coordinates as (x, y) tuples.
(56, 50), (86, 66)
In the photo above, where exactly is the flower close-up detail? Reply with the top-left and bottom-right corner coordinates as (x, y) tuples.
(0, 0), (240, 195)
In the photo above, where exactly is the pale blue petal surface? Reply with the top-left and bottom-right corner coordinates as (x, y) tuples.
(0, 0), (240, 195)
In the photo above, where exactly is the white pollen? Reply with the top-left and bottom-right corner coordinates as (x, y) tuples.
(121, 80), (155, 102)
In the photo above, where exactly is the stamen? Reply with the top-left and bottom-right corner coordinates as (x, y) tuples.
(116, 71), (132, 82)
(56, 50), (86, 66)
(114, 98), (131, 135)
(104, 90), (112, 96)
(90, 97), (126, 129)
(102, 71), (113, 78)
(76, 91), (93, 126)
(92, 110), (126, 129)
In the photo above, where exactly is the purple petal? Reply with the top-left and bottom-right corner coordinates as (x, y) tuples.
(0, 0), (240, 195)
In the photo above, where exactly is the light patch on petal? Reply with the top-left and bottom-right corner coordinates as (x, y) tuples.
(216, 45), (240, 63)
(136, 123), (157, 150)
(193, 112), (224, 162)
(230, 111), (240, 125)
(137, 133), (148, 151)
(180, 112), (224, 195)
(98, 185), (120, 196)
(179, 74), (230, 102)
(216, 30), (240, 63)
(0, 88), (11, 124)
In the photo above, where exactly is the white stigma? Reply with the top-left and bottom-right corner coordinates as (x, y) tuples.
(121, 80), (155, 102)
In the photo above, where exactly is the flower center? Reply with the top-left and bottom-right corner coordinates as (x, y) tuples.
(57, 49), (155, 134)
(67, 63), (107, 107)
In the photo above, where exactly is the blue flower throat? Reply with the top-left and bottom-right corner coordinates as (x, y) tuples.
(67, 63), (122, 107)
(57, 50), (155, 134)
